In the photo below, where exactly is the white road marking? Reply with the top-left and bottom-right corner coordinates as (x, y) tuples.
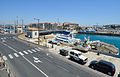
(57, 65), (69, 72)
(14, 53), (19, 57)
(2, 43), (18, 53)
(23, 51), (29, 54)
(31, 49), (37, 52)
(1, 43), (48, 77)
(37, 47), (43, 50)
(27, 50), (33, 53)
(33, 57), (42, 63)
(19, 52), (24, 56)
(8, 54), (13, 59)
(23, 56), (48, 77)
(3, 56), (7, 60)
(35, 48), (40, 51)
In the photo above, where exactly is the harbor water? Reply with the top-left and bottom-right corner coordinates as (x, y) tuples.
(74, 34), (120, 58)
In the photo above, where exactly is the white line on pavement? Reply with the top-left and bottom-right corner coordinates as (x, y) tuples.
(57, 65), (69, 72)
(31, 49), (37, 52)
(37, 47), (43, 50)
(1, 42), (48, 77)
(35, 48), (40, 51)
(19, 52), (24, 56)
(27, 50), (33, 53)
(23, 51), (29, 54)
(2, 43), (18, 53)
(14, 53), (19, 57)
(23, 56), (48, 77)
(8, 54), (13, 59)
(3, 56), (7, 60)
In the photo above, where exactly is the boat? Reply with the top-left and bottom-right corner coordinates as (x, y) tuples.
(55, 33), (81, 45)
(55, 32), (92, 51)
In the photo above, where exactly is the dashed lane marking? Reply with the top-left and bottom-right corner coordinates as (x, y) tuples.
(23, 51), (29, 54)
(19, 52), (24, 56)
(8, 54), (13, 59)
(14, 53), (19, 57)
(31, 49), (37, 52)
(27, 50), (33, 53)
(3, 56), (7, 60)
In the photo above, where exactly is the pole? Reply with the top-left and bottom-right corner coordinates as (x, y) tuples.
(21, 19), (24, 33)
(34, 18), (40, 45)
(38, 19), (40, 45)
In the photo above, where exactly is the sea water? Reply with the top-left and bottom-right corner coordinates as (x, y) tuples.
(74, 34), (120, 57)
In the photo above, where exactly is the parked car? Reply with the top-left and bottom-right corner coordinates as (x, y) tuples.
(69, 50), (88, 64)
(48, 39), (60, 45)
(89, 60), (116, 76)
(59, 49), (69, 56)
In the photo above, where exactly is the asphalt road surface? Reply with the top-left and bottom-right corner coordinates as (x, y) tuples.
(0, 33), (107, 77)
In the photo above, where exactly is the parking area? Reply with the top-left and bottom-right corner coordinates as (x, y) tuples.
(48, 43), (120, 77)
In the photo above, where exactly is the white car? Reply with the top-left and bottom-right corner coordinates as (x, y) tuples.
(69, 50), (88, 64)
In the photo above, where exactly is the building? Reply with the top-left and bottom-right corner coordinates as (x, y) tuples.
(27, 28), (39, 38)
(9, 25), (15, 33)
(57, 25), (63, 30)
(25, 22), (60, 30)
(63, 22), (79, 29)
(15, 26), (23, 33)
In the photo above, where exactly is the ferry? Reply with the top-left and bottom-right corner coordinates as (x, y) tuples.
(55, 33), (81, 45)
(55, 33), (92, 51)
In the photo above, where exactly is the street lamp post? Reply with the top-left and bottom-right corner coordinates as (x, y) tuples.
(34, 18), (40, 45)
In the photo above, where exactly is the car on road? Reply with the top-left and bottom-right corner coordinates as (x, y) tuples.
(89, 60), (116, 76)
(59, 49), (69, 56)
(69, 50), (88, 64)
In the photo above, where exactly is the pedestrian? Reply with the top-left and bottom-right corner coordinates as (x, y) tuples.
(97, 51), (100, 55)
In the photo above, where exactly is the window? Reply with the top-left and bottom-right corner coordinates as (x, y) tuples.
(75, 54), (78, 57)
(70, 52), (74, 55)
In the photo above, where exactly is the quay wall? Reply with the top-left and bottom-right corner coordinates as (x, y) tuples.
(39, 30), (69, 35)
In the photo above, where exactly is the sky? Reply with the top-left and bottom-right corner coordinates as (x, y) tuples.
(0, 0), (120, 26)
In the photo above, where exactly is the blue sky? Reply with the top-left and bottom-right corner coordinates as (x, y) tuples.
(0, 0), (120, 26)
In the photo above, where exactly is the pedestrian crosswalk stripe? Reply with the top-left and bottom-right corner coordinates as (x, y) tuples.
(14, 53), (19, 57)
(23, 51), (29, 54)
(35, 48), (40, 51)
(31, 49), (37, 52)
(8, 54), (13, 59)
(27, 50), (33, 53)
(3, 56), (7, 60)
(38, 47), (43, 50)
(19, 52), (24, 56)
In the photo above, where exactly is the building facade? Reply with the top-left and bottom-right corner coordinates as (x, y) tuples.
(63, 22), (79, 29)
(25, 22), (60, 30)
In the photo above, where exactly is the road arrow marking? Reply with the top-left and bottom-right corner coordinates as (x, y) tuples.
(33, 57), (42, 63)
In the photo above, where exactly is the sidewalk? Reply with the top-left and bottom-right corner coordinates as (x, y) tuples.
(0, 56), (11, 77)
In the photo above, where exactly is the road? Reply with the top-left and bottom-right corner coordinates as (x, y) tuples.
(0, 33), (107, 77)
